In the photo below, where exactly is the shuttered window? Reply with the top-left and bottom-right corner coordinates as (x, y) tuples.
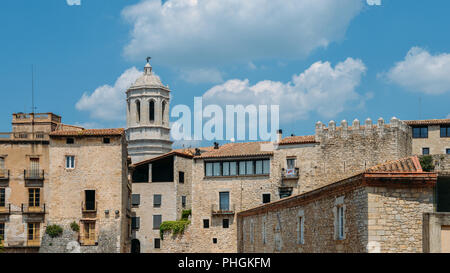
(132, 217), (140, 230)
(153, 215), (162, 230)
(132, 194), (140, 206)
(153, 194), (161, 208)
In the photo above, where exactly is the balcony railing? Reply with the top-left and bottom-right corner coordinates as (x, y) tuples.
(0, 169), (9, 180)
(0, 204), (11, 214)
(82, 201), (97, 213)
(0, 132), (49, 141)
(22, 204), (46, 214)
(79, 235), (97, 246)
(24, 169), (45, 180)
(281, 168), (299, 179)
(211, 204), (235, 216)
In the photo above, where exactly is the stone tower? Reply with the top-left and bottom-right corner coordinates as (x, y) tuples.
(126, 58), (172, 163)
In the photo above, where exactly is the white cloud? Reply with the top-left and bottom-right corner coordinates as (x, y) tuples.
(384, 47), (450, 95)
(366, 0), (381, 6)
(203, 58), (368, 122)
(121, 0), (363, 67)
(75, 67), (142, 121)
(66, 0), (81, 6)
(180, 68), (223, 84)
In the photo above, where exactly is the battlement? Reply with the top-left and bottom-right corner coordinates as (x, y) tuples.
(315, 117), (410, 141)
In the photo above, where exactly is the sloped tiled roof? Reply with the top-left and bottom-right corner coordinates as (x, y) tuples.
(278, 135), (317, 145)
(196, 141), (273, 159)
(131, 147), (215, 167)
(404, 119), (450, 126)
(49, 128), (124, 137)
(366, 156), (423, 173)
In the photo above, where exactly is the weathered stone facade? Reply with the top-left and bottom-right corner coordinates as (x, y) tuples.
(237, 163), (436, 253)
(42, 129), (131, 253)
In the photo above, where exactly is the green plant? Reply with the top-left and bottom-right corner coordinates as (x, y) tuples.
(420, 155), (435, 172)
(70, 221), (80, 232)
(0, 235), (3, 252)
(181, 209), (191, 220)
(45, 224), (63, 238)
(159, 220), (190, 240)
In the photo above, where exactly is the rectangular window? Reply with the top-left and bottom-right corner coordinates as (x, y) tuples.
(66, 138), (75, 144)
(205, 163), (213, 177)
(30, 158), (40, 177)
(0, 157), (4, 170)
(131, 217), (140, 230)
(287, 158), (296, 169)
(223, 162), (230, 176)
(255, 160), (263, 174)
(263, 160), (270, 174)
(441, 126), (450, 138)
(337, 206), (345, 240)
(153, 215), (162, 230)
(29, 188), (40, 207)
(103, 137), (110, 144)
(203, 219), (210, 228)
(0, 223), (4, 242)
(230, 162), (237, 176)
(84, 190), (96, 211)
(246, 161), (254, 175)
(83, 221), (95, 245)
(297, 216), (304, 244)
(66, 156), (75, 169)
(0, 188), (5, 207)
(181, 196), (186, 208)
(213, 162), (221, 176)
(154, 238), (161, 249)
(239, 161), (246, 175)
(223, 218), (229, 229)
(423, 147), (430, 155)
(153, 194), (162, 208)
(27, 223), (40, 246)
(131, 194), (140, 206)
(219, 192), (230, 211)
(262, 193), (271, 204)
(413, 126), (428, 138)
(179, 171), (185, 183)
(447, 148), (450, 155)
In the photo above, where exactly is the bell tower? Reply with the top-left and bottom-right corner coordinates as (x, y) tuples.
(126, 58), (172, 163)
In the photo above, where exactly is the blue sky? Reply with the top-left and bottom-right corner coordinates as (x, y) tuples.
(1, 0), (449, 145)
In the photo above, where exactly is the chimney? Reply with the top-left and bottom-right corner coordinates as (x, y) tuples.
(276, 129), (283, 143)
(214, 142), (219, 149)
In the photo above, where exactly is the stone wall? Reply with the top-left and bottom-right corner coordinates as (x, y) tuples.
(237, 176), (434, 253)
(44, 134), (129, 253)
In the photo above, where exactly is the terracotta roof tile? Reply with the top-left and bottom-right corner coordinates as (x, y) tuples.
(196, 141), (273, 159)
(404, 119), (450, 126)
(366, 156), (423, 173)
(278, 135), (317, 145)
(50, 128), (124, 137)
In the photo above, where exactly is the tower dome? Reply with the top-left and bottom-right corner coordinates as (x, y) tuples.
(125, 58), (173, 163)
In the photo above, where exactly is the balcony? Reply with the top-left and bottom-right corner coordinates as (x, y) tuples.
(211, 204), (235, 216)
(0, 169), (9, 186)
(279, 186), (293, 199)
(281, 168), (299, 180)
(0, 204), (11, 215)
(79, 235), (97, 246)
(24, 169), (44, 187)
(22, 204), (46, 214)
(82, 201), (97, 213)
(27, 239), (41, 247)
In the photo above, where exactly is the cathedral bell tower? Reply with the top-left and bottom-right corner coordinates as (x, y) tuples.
(126, 58), (172, 163)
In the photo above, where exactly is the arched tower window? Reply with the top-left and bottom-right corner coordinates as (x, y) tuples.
(149, 100), (155, 122)
(135, 100), (141, 123)
(161, 100), (167, 126)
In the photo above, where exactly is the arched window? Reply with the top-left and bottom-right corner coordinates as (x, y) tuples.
(161, 101), (167, 125)
(149, 100), (155, 122)
(135, 100), (141, 123)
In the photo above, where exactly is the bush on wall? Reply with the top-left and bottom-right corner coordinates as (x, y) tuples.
(46, 225), (63, 238)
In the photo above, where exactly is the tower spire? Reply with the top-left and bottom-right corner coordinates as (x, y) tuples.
(144, 57), (152, 75)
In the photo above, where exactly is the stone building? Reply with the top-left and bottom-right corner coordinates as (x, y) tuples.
(126, 59), (173, 164)
(129, 148), (203, 253)
(237, 156), (436, 253)
(40, 128), (131, 253)
(405, 118), (450, 156)
(0, 112), (72, 252)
